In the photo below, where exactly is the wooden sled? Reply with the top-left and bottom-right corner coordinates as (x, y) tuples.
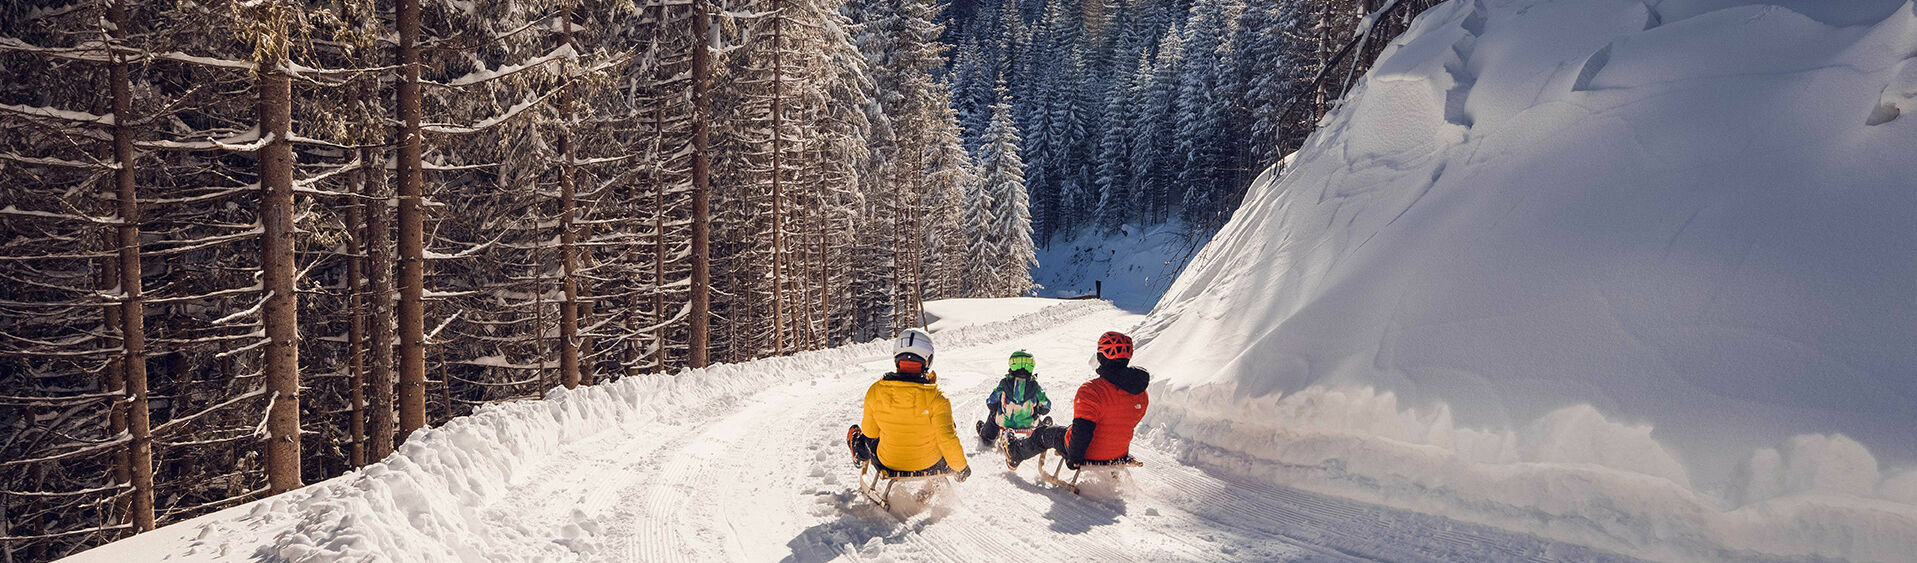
(857, 461), (957, 511)
(1036, 455), (1143, 495)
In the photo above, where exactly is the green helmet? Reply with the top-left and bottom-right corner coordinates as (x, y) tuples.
(1008, 350), (1035, 373)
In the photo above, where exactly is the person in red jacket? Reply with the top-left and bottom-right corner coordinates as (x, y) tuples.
(1004, 331), (1149, 470)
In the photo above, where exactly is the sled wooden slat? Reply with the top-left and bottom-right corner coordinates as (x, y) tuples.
(858, 461), (955, 510)
(1037, 455), (1142, 495)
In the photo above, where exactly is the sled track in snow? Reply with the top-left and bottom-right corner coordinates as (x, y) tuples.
(1125, 444), (1638, 562)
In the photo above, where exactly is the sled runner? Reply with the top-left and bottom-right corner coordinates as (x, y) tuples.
(1036, 455), (1143, 495)
(856, 460), (957, 511)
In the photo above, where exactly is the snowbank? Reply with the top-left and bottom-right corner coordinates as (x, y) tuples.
(921, 297), (1066, 332)
(1134, 0), (1917, 560)
(66, 300), (1119, 562)
(1032, 222), (1205, 312)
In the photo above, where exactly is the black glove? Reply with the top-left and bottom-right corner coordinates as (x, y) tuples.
(955, 466), (972, 482)
(1065, 418), (1096, 471)
(1035, 405), (1050, 416)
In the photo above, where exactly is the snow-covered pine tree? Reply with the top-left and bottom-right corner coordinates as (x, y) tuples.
(975, 93), (1037, 296)
(950, 38), (997, 151)
(622, 0), (702, 374)
(1173, 0), (1240, 231)
(813, 5), (875, 346)
(1092, 49), (1143, 235)
(1047, 46), (1095, 238)
(409, 0), (613, 410)
(963, 161), (1000, 296)
(845, 0), (967, 330)
(1233, 0), (1304, 167)
(922, 97), (980, 301)
(1132, 26), (1181, 224)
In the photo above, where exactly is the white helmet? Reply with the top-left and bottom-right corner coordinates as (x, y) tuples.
(893, 328), (935, 364)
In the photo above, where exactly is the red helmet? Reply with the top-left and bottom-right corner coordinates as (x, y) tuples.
(1096, 331), (1133, 361)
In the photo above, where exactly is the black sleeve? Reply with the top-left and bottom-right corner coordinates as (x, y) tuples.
(1066, 418), (1096, 465)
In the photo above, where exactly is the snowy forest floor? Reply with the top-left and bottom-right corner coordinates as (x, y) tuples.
(70, 300), (1633, 562)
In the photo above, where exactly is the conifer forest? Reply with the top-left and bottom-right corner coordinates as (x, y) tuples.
(0, 0), (1431, 557)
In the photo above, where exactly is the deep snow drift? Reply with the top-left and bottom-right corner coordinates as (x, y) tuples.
(1134, 0), (1917, 560)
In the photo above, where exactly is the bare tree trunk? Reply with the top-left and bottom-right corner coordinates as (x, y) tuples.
(87, 72), (131, 530)
(901, 132), (927, 330)
(99, 231), (128, 520)
(814, 151), (829, 347)
(259, 59), (303, 494)
(688, 0), (713, 369)
(346, 187), (366, 468)
(361, 142), (396, 459)
(649, 96), (667, 374)
(769, 4), (787, 356)
(645, 0), (671, 375)
(799, 172), (818, 350)
(396, 0), (429, 435)
(557, 9), (582, 389)
(106, 0), (154, 530)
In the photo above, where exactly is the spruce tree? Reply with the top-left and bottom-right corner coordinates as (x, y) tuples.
(976, 90), (1037, 296)
(1173, 0), (1239, 230)
(1132, 27), (1182, 224)
(1093, 50), (1143, 235)
(1233, 0), (1301, 167)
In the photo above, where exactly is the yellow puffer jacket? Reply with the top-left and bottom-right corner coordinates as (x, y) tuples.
(860, 373), (968, 472)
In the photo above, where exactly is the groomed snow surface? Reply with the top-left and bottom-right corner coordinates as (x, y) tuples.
(66, 299), (1630, 562)
(1136, 0), (1917, 561)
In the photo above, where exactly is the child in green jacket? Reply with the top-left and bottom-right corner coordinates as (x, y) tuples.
(976, 350), (1052, 445)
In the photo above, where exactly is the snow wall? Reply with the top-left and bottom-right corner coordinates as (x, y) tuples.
(1133, 0), (1917, 560)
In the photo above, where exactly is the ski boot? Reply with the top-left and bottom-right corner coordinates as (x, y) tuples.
(847, 425), (869, 466)
(1005, 435), (1032, 471)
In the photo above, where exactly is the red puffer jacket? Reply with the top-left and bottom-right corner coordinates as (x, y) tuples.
(1065, 364), (1150, 462)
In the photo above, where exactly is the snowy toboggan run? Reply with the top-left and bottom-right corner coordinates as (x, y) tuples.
(65, 300), (1624, 562)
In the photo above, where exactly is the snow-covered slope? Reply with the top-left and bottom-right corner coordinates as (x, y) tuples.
(1135, 0), (1917, 560)
(1032, 222), (1205, 312)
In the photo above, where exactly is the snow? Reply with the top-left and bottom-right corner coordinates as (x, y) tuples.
(0, 101), (115, 125)
(62, 299), (1629, 562)
(1032, 222), (1203, 312)
(435, 44), (577, 88)
(1134, 0), (1917, 560)
(919, 297), (1063, 332)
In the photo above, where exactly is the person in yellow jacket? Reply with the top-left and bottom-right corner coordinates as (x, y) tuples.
(845, 328), (971, 481)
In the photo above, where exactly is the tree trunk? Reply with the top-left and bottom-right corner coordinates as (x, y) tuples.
(106, 0), (155, 531)
(814, 145), (829, 347)
(90, 69), (130, 531)
(346, 185), (366, 468)
(688, 0), (713, 369)
(395, 0), (429, 435)
(558, 9), (582, 389)
(646, 0), (670, 375)
(258, 60), (303, 494)
(99, 230), (128, 521)
(361, 142), (397, 460)
(770, 4), (787, 356)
